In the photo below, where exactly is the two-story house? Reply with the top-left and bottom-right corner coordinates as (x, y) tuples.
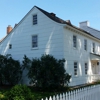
(0, 6), (100, 86)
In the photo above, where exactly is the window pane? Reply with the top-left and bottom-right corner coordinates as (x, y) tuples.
(74, 62), (77, 75)
(33, 15), (37, 25)
(73, 35), (77, 48)
(32, 35), (38, 48)
(84, 39), (87, 50)
(9, 44), (12, 49)
(93, 43), (95, 52)
(85, 63), (88, 74)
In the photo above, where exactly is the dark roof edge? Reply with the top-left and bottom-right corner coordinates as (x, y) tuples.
(90, 53), (100, 57)
(35, 6), (71, 25)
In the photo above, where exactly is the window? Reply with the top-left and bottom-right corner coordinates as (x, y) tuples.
(32, 35), (38, 48)
(33, 14), (37, 25)
(92, 43), (95, 53)
(74, 62), (78, 75)
(9, 44), (12, 49)
(73, 35), (77, 48)
(84, 39), (87, 50)
(85, 63), (88, 75)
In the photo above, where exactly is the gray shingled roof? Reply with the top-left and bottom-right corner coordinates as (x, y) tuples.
(80, 26), (100, 39)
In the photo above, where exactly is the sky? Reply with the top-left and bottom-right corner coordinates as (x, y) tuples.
(0, 0), (100, 39)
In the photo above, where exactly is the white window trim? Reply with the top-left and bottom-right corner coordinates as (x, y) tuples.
(31, 34), (38, 49)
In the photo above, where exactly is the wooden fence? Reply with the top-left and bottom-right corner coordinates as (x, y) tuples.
(41, 84), (100, 100)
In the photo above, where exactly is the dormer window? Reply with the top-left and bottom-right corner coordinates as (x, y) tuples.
(9, 44), (12, 49)
(33, 14), (37, 25)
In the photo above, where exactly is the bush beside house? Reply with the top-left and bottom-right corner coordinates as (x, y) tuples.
(0, 54), (71, 99)
(22, 54), (71, 89)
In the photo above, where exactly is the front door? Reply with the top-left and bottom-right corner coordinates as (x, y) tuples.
(91, 60), (99, 74)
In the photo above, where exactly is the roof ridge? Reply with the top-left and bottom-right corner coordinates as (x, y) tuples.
(35, 6), (71, 25)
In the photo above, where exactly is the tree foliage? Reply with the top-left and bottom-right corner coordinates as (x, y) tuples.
(23, 54), (71, 89)
(0, 54), (23, 85)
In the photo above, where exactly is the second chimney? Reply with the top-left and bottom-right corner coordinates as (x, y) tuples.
(79, 21), (90, 28)
(7, 25), (12, 34)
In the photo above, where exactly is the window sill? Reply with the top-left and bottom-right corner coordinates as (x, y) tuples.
(74, 74), (78, 77)
(73, 47), (77, 50)
(31, 47), (38, 50)
(84, 49), (87, 52)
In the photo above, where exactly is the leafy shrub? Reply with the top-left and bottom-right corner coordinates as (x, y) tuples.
(0, 54), (23, 85)
(0, 92), (5, 100)
(6, 84), (34, 100)
(22, 54), (71, 90)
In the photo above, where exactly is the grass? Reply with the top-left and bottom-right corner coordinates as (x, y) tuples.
(0, 88), (57, 100)
(0, 81), (100, 100)
(0, 86), (69, 100)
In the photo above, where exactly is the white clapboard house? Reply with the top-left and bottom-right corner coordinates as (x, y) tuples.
(0, 6), (100, 86)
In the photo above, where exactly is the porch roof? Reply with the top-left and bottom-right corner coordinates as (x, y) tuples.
(90, 53), (100, 60)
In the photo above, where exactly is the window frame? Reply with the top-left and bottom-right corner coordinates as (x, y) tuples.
(84, 39), (87, 51)
(9, 44), (12, 49)
(32, 35), (38, 49)
(74, 62), (78, 76)
(33, 14), (37, 25)
(73, 35), (77, 48)
(85, 62), (88, 75)
(92, 42), (95, 53)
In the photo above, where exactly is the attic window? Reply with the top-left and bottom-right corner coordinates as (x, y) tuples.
(9, 44), (12, 49)
(33, 14), (37, 25)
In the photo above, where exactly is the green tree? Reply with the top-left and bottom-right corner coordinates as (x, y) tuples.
(23, 54), (71, 89)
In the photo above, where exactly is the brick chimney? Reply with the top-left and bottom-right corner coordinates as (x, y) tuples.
(7, 25), (12, 34)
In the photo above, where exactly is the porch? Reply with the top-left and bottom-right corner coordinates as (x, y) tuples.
(90, 53), (100, 82)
